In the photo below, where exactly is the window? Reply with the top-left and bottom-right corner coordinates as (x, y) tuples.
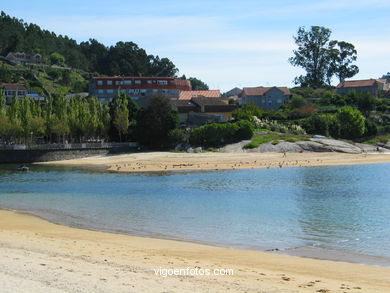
(107, 89), (114, 94)
(98, 89), (104, 94)
(115, 81), (121, 85)
(268, 100), (272, 104)
(277, 99), (282, 103)
(157, 80), (168, 85)
(97, 80), (103, 86)
(147, 80), (153, 84)
(140, 89), (147, 93)
(135, 80), (141, 84)
(124, 80), (131, 85)
(107, 80), (113, 85)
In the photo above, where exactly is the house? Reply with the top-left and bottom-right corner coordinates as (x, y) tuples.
(178, 90), (221, 100)
(2, 83), (44, 104)
(172, 97), (237, 126)
(89, 76), (192, 103)
(336, 79), (385, 98)
(239, 86), (291, 110)
(5, 52), (42, 66)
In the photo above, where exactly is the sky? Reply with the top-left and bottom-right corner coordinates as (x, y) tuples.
(2, 0), (390, 91)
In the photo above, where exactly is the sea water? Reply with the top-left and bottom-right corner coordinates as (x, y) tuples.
(0, 163), (389, 266)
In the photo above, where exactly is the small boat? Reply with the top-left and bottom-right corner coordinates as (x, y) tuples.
(17, 165), (29, 172)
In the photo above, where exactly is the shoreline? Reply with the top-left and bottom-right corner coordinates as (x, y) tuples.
(1, 209), (390, 292)
(2, 206), (389, 268)
(36, 151), (390, 173)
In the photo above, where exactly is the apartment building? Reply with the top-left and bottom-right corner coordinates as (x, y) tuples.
(89, 76), (192, 103)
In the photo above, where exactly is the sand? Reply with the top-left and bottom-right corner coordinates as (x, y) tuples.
(0, 210), (389, 293)
(38, 151), (390, 173)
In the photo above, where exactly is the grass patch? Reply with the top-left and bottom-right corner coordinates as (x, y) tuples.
(363, 134), (390, 145)
(243, 131), (309, 149)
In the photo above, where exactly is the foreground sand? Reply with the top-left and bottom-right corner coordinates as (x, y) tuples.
(39, 151), (390, 173)
(0, 210), (389, 293)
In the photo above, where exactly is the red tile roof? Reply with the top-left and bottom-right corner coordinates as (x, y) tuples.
(241, 86), (290, 96)
(178, 90), (221, 100)
(2, 83), (28, 91)
(336, 79), (377, 88)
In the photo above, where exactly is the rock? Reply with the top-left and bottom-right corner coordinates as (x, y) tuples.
(175, 143), (191, 151)
(311, 138), (362, 154)
(246, 141), (302, 153)
(186, 147), (194, 153)
(296, 141), (329, 152)
(312, 135), (327, 139)
(194, 147), (203, 153)
(220, 140), (251, 153)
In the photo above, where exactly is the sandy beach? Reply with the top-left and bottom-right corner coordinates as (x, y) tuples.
(38, 151), (390, 173)
(0, 209), (389, 293)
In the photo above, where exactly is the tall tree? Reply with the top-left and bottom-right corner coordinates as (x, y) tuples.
(328, 41), (359, 83)
(289, 26), (359, 87)
(136, 95), (179, 147)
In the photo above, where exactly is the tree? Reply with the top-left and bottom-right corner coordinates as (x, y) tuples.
(289, 26), (359, 87)
(188, 77), (209, 90)
(50, 52), (65, 65)
(336, 106), (365, 139)
(328, 41), (359, 83)
(136, 95), (179, 147)
(113, 109), (129, 142)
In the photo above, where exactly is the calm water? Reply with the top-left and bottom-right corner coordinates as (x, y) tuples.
(0, 163), (390, 265)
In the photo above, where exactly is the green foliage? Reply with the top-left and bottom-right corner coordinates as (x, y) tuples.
(189, 121), (254, 147)
(50, 52), (65, 65)
(252, 117), (307, 135)
(0, 12), (179, 76)
(233, 103), (264, 121)
(187, 77), (209, 90)
(289, 26), (358, 87)
(243, 132), (308, 149)
(336, 106), (365, 139)
(301, 113), (340, 137)
(136, 95), (179, 148)
(167, 128), (189, 147)
(364, 119), (378, 137)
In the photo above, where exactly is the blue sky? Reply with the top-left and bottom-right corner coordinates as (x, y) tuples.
(3, 0), (390, 91)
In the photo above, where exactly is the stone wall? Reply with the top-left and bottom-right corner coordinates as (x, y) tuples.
(0, 147), (132, 164)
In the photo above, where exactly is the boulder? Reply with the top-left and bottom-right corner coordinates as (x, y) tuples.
(310, 138), (362, 154)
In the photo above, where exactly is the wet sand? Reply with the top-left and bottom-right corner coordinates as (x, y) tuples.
(38, 151), (390, 173)
(1, 209), (389, 293)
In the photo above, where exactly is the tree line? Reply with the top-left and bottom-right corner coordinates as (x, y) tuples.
(0, 93), (182, 147)
(0, 11), (178, 77)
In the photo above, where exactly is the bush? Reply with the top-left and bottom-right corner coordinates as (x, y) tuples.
(189, 121), (254, 147)
(168, 128), (188, 147)
(301, 113), (340, 138)
(364, 119), (378, 137)
(336, 106), (365, 139)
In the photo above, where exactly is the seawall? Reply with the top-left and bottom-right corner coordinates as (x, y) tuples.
(0, 143), (137, 163)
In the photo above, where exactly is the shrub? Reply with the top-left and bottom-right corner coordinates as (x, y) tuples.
(336, 106), (365, 139)
(189, 121), (254, 147)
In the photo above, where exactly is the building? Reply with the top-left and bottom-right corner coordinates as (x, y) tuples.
(239, 86), (291, 110)
(336, 79), (386, 98)
(173, 97), (236, 126)
(2, 83), (44, 103)
(89, 76), (192, 103)
(5, 52), (42, 66)
(178, 90), (221, 100)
